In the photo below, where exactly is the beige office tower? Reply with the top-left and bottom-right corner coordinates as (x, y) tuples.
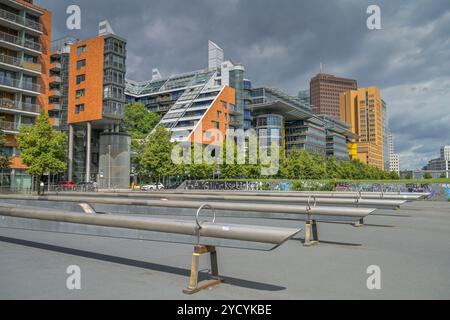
(340, 87), (384, 170)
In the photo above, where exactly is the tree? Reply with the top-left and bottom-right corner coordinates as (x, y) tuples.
(0, 117), (12, 169)
(388, 171), (400, 180)
(423, 172), (433, 179)
(121, 103), (160, 140)
(140, 125), (180, 183)
(121, 103), (160, 185)
(16, 112), (67, 195)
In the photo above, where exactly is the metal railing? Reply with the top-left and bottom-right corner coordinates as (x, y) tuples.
(0, 53), (20, 66)
(103, 104), (124, 118)
(22, 81), (41, 92)
(0, 8), (43, 32)
(0, 54), (42, 72)
(0, 31), (42, 52)
(23, 60), (42, 72)
(0, 30), (21, 45)
(0, 121), (25, 132)
(23, 39), (42, 52)
(0, 75), (41, 93)
(0, 75), (21, 88)
(0, 98), (41, 113)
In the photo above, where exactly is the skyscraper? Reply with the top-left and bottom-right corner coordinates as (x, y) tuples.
(340, 87), (385, 170)
(310, 73), (357, 119)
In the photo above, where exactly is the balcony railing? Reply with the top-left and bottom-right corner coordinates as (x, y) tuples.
(0, 30), (21, 46)
(24, 39), (42, 52)
(103, 105), (124, 118)
(0, 30), (42, 52)
(0, 98), (41, 113)
(49, 89), (61, 96)
(0, 54), (42, 72)
(23, 60), (42, 72)
(22, 81), (41, 92)
(0, 121), (31, 132)
(0, 54), (20, 66)
(0, 75), (20, 88)
(0, 75), (41, 93)
(0, 8), (44, 32)
(50, 75), (61, 83)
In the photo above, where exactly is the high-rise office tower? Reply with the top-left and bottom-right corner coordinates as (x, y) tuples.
(340, 87), (385, 170)
(0, 0), (51, 190)
(310, 73), (357, 119)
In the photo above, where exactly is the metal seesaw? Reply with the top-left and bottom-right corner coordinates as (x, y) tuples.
(0, 202), (300, 294)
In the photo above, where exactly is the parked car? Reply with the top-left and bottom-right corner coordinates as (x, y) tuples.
(141, 183), (165, 191)
(62, 181), (76, 190)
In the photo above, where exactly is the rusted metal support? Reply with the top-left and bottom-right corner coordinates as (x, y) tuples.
(183, 245), (223, 294)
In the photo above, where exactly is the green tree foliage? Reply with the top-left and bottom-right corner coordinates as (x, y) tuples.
(0, 117), (12, 169)
(16, 113), (67, 194)
(423, 172), (433, 179)
(121, 103), (160, 139)
(279, 150), (391, 180)
(140, 125), (181, 182)
(121, 103), (160, 184)
(389, 171), (400, 180)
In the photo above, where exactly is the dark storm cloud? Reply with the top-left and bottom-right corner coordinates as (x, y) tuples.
(36, 0), (450, 169)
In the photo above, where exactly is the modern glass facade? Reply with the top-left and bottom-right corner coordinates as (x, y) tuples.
(255, 114), (284, 153)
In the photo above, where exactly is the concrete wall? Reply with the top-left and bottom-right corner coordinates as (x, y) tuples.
(98, 132), (131, 189)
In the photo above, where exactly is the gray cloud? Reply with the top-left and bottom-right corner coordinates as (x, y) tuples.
(36, 0), (450, 169)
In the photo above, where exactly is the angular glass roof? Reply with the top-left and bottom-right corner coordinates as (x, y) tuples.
(125, 69), (216, 96)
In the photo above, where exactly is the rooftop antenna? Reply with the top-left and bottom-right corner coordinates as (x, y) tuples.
(320, 62), (323, 73)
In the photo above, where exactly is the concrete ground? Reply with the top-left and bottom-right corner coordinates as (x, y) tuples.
(0, 200), (449, 300)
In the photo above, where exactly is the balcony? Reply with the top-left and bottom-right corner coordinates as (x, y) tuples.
(0, 120), (31, 132)
(22, 81), (41, 93)
(0, 53), (21, 67)
(0, 8), (43, 33)
(0, 54), (42, 73)
(23, 39), (42, 52)
(49, 88), (61, 97)
(22, 60), (42, 73)
(49, 75), (61, 83)
(0, 30), (42, 53)
(48, 102), (61, 110)
(0, 76), (41, 93)
(0, 75), (21, 88)
(0, 98), (41, 114)
(50, 61), (61, 71)
(102, 104), (124, 118)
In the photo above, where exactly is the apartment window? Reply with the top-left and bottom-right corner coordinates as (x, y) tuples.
(76, 45), (86, 55)
(213, 121), (220, 130)
(75, 104), (85, 114)
(76, 89), (85, 99)
(221, 101), (227, 109)
(76, 74), (85, 84)
(76, 59), (86, 69)
(217, 111), (222, 119)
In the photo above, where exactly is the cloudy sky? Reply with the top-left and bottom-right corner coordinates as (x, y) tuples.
(36, 0), (450, 170)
